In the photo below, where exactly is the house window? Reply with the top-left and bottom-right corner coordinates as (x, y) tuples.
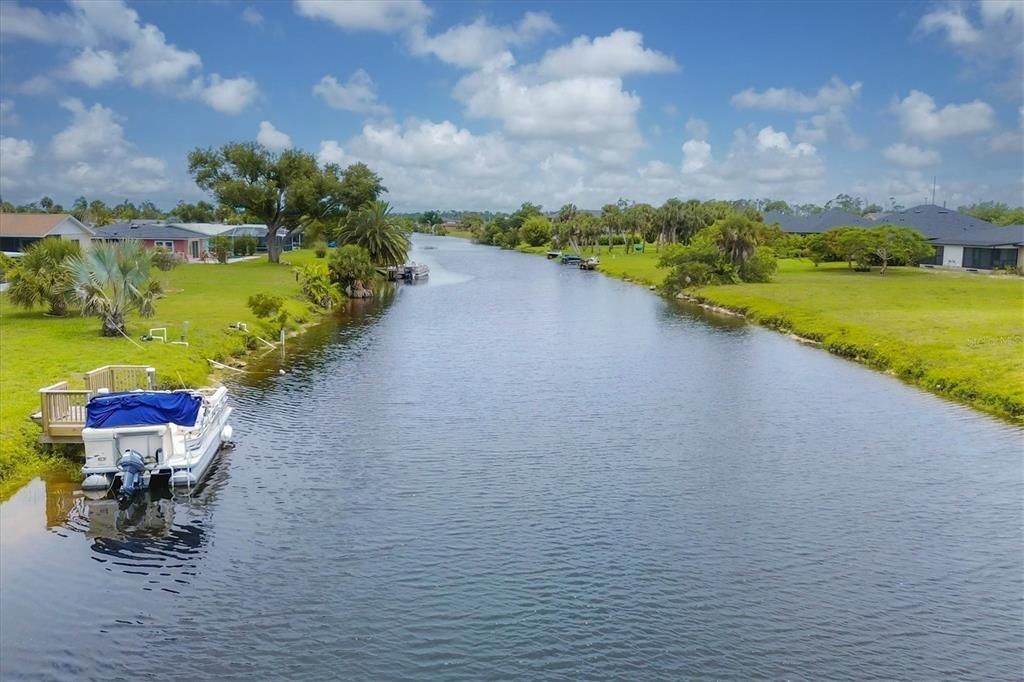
(154, 240), (175, 250)
(963, 247), (1018, 270)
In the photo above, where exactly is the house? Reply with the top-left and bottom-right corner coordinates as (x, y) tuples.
(766, 204), (1023, 271)
(0, 213), (97, 253)
(96, 222), (211, 262)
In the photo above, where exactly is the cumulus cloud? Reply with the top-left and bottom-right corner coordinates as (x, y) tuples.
(918, 1), (1024, 61)
(892, 90), (995, 139)
(536, 29), (678, 78)
(15, 76), (56, 96)
(882, 143), (941, 168)
(679, 125), (826, 198)
(0, 0), (257, 113)
(257, 121), (292, 151)
(453, 53), (644, 151)
(241, 6), (265, 27)
(410, 12), (557, 68)
(731, 77), (862, 113)
(317, 140), (347, 166)
(0, 136), (34, 174)
(313, 70), (389, 114)
(65, 47), (120, 87)
(294, 0), (430, 33)
(45, 98), (169, 196)
(194, 74), (260, 115)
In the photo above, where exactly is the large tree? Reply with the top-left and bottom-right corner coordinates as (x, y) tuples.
(188, 142), (352, 263)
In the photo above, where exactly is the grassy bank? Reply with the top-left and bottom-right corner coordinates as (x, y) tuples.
(0, 250), (320, 497)
(514, 241), (1023, 421)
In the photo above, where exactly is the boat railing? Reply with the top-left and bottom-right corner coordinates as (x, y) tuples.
(84, 365), (155, 393)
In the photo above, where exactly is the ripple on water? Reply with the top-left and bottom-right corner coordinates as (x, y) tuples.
(2, 235), (1022, 681)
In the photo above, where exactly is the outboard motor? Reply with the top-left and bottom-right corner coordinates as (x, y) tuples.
(116, 450), (147, 507)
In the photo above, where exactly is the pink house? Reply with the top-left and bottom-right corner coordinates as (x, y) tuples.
(95, 222), (211, 262)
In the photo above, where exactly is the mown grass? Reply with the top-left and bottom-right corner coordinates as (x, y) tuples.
(512, 240), (1024, 422)
(0, 249), (322, 497)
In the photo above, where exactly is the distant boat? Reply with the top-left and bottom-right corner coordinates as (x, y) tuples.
(403, 262), (430, 280)
(560, 254), (582, 265)
(580, 256), (600, 270)
(546, 250), (562, 259)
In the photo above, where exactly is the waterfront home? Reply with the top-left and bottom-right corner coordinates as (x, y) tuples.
(96, 222), (211, 262)
(0, 213), (97, 253)
(766, 204), (1023, 271)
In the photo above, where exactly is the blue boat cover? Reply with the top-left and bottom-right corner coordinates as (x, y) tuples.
(86, 392), (202, 428)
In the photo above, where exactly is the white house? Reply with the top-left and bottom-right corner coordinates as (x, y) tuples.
(0, 213), (97, 253)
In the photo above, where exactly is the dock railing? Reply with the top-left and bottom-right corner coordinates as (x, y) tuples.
(37, 366), (156, 444)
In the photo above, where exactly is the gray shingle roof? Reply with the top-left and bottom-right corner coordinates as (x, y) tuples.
(768, 204), (1024, 247)
(97, 222), (209, 240)
(763, 209), (873, 234)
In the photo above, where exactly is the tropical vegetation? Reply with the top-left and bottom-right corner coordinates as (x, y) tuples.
(5, 238), (81, 316)
(68, 241), (162, 337)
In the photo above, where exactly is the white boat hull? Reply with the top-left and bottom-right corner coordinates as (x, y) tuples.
(81, 387), (233, 492)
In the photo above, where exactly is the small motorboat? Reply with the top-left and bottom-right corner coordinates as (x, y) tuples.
(560, 254), (582, 265)
(402, 262), (430, 280)
(579, 256), (600, 270)
(81, 388), (233, 500)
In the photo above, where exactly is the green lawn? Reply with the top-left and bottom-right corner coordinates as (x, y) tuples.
(512, 240), (1024, 421)
(0, 249), (321, 496)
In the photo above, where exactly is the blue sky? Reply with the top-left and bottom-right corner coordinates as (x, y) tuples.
(0, 0), (1021, 211)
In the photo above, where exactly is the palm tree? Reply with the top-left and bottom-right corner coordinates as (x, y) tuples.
(68, 241), (161, 336)
(6, 238), (81, 316)
(714, 214), (759, 267)
(337, 200), (410, 266)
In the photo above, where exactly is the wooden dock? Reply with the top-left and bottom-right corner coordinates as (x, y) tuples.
(34, 365), (155, 444)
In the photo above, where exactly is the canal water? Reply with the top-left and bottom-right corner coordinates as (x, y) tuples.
(2, 235), (1021, 680)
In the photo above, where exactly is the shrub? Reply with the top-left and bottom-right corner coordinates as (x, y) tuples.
(296, 263), (341, 309)
(496, 228), (520, 249)
(314, 241), (328, 258)
(328, 244), (375, 288)
(247, 292), (284, 318)
(0, 253), (13, 283)
(520, 216), (552, 247)
(209, 236), (230, 263)
(151, 247), (179, 271)
(658, 241), (737, 293)
(597, 234), (626, 246)
(231, 235), (257, 256)
(739, 246), (778, 283)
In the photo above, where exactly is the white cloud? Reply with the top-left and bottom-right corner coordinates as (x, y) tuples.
(918, 1), (1024, 61)
(317, 140), (347, 166)
(794, 105), (866, 148)
(681, 139), (711, 172)
(0, 100), (19, 126)
(685, 117), (709, 140)
(257, 121), (292, 151)
(51, 99), (126, 161)
(892, 90), (995, 139)
(241, 6), (265, 27)
(43, 98), (169, 197)
(15, 76), (56, 96)
(536, 28), (678, 78)
(882, 143), (941, 168)
(313, 70), (389, 114)
(410, 12), (557, 68)
(731, 77), (862, 113)
(0, 1), (257, 113)
(0, 137), (35, 174)
(678, 125), (826, 198)
(453, 55), (644, 150)
(66, 47), (120, 87)
(194, 75), (259, 114)
(294, 0), (430, 33)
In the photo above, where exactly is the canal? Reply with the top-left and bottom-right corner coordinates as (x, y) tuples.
(2, 235), (1021, 680)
